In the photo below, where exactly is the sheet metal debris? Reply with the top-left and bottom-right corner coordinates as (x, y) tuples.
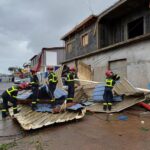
(9, 105), (86, 130)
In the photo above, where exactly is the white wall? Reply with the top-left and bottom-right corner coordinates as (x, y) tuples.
(46, 51), (57, 66)
(77, 39), (150, 88)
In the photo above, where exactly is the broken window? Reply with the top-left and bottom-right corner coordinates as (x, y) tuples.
(127, 17), (144, 39)
(66, 42), (72, 53)
(81, 33), (89, 47)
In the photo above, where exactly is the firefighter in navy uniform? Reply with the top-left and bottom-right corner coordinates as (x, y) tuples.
(1, 83), (27, 118)
(103, 70), (120, 111)
(65, 67), (78, 103)
(47, 66), (58, 102)
(30, 69), (39, 110)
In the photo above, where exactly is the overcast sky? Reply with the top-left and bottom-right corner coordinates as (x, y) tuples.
(0, 0), (118, 73)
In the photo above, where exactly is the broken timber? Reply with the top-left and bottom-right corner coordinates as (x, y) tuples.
(9, 105), (86, 130)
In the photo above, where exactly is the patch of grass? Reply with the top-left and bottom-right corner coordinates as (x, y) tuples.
(0, 141), (17, 150)
(140, 127), (149, 132)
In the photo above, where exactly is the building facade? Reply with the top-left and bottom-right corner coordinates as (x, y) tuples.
(61, 0), (150, 88)
(30, 47), (65, 72)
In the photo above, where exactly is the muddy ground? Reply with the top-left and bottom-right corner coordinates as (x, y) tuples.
(0, 83), (150, 150)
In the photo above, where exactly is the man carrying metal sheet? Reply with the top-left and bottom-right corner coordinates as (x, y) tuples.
(103, 70), (120, 111)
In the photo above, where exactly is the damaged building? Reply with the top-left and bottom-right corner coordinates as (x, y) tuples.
(61, 0), (150, 88)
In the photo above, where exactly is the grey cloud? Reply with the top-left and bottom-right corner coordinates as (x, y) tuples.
(0, 0), (118, 73)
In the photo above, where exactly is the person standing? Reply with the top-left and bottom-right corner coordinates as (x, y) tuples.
(103, 70), (120, 111)
(65, 67), (78, 103)
(30, 69), (39, 110)
(47, 66), (58, 103)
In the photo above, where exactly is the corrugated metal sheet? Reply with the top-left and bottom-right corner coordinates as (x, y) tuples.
(86, 95), (146, 113)
(113, 78), (143, 96)
(9, 105), (86, 130)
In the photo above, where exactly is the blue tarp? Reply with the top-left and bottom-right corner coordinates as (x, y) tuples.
(92, 84), (123, 102)
(17, 85), (67, 100)
(35, 104), (53, 112)
(67, 104), (84, 111)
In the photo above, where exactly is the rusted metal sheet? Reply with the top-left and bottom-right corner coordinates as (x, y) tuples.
(9, 105), (86, 130)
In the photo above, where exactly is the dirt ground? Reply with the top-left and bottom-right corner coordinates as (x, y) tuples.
(0, 109), (150, 150)
(0, 83), (150, 150)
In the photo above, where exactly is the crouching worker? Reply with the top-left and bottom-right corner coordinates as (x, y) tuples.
(103, 70), (120, 111)
(65, 67), (78, 103)
(1, 83), (27, 118)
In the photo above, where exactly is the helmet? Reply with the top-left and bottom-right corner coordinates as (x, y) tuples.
(105, 70), (113, 77)
(18, 82), (29, 89)
(69, 67), (75, 72)
(47, 66), (53, 71)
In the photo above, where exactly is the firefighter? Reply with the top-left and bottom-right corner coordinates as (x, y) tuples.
(65, 67), (78, 103)
(103, 70), (120, 111)
(1, 83), (28, 118)
(47, 66), (58, 103)
(30, 69), (39, 110)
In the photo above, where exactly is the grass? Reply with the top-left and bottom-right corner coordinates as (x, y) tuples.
(0, 141), (17, 150)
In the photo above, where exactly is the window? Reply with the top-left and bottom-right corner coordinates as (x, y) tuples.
(81, 33), (89, 47)
(66, 43), (72, 53)
(127, 17), (144, 39)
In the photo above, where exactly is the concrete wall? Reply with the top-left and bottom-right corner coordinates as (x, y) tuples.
(74, 39), (150, 88)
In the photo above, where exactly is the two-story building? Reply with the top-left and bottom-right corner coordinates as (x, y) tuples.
(61, 0), (150, 88)
(30, 47), (65, 72)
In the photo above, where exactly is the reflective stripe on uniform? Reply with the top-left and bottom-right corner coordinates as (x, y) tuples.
(32, 102), (37, 104)
(50, 99), (55, 102)
(66, 98), (74, 100)
(49, 72), (58, 83)
(2, 109), (7, 112)
(13, 107), (17, 110)
(108, 103), (112, 105)
(103, 103), (107, 105)
(6, 86), (18, 96)
(106, 79), (113, 87)
(66, 73), (75, 82)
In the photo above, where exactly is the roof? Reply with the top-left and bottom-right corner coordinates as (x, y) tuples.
(61, 15), (98, 40)
(42, 47), (64, 51)
(30, 55), (38, 61)
(98, 0), (149, 21)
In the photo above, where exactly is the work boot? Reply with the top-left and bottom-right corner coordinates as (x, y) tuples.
(103, 103), (107, 111)
(2, 111), (7, 118)
(108, 105), (112, 111)
(13, 109), (19, 114)
(103, 105), (107, 111)
(32, 104), (37, 111)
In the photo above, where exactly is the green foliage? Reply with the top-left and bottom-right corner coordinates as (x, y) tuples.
(0, 141), (17, 150)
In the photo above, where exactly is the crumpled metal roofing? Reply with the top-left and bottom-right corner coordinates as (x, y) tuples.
(9, 105), (86, 130)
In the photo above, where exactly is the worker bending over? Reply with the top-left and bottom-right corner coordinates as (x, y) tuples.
(103, 70), (120, 111)
(1, 83), (28, 118)
(30, 69), (39, 110)
(47, 66), (58, 103)
(65, 67), (78, 103)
